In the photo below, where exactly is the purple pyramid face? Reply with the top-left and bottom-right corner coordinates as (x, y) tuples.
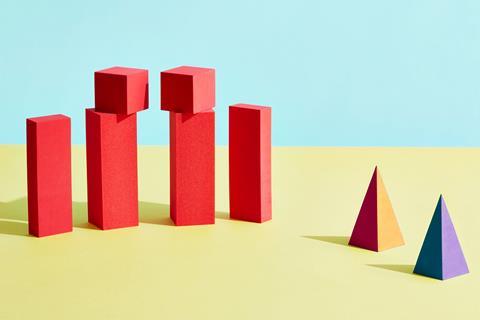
(414, 196), (469, 280)
(440, 198), (469, 280)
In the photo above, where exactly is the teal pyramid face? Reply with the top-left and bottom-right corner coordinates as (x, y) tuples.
(414, 196), (469, 280)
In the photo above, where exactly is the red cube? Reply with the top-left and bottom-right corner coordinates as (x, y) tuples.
(161, 66), (215, 113)
(95, 66), (149, 115)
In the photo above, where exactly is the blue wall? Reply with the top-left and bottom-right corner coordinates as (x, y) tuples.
(1, 0), (480, 146)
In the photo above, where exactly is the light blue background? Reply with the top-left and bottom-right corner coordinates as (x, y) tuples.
(1, 0), (480, 146)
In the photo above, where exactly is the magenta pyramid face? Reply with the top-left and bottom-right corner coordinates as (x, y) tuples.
(348, 168), (378, 251)
(414, 196), (469, 280)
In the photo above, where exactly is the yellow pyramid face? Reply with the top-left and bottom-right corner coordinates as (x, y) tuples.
(376, 170), (405, 251)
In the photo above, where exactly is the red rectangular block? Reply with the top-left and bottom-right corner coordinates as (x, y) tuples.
(86, 108), (139, 230)
(26, 114), (72, 237)
(170, 110), (215, 225)
(161, 66), (215, 114)
(229, 104), (272, 223)
(95, 66), (149, 115)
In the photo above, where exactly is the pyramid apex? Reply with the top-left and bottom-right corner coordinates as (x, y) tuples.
(437, 194), (447, 208)
(372, 166), (380, 179)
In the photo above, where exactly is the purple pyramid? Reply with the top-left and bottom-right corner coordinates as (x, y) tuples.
(414, 195), (469, 280)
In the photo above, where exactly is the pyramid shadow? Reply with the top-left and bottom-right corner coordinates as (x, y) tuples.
(368, 264), (415, 275)
(302, 235), (350, 247)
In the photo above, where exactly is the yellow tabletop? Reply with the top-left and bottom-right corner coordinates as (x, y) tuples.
(0, 145), (478, 319)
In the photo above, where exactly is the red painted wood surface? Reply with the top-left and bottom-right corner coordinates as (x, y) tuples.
(170, 110), (215, 225)
(27, 114), (72, 237)
(229, 104), (272, 223)
(86, 108), (139, 230)
(161, 66), (215, 114)
(95, 66), (149, 115)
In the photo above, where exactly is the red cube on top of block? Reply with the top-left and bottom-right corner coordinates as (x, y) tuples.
(161, 66), (215, 114)
(95, 66), (149, 115)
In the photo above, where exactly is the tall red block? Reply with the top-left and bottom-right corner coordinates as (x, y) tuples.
(161, 66), (215, 114)
(170, 110), (215, 225)
(95, 66), (149, 115)
(229, 104), (272, 223)
(26, 115), (72, 237)
(86, 108), (139, 230)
